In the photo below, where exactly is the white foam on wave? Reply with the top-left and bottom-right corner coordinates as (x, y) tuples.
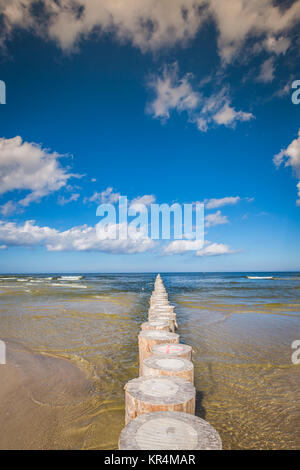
(246, 276), (274, 280)
(58, 276), (83, 281)
(50, 283), (87, 289)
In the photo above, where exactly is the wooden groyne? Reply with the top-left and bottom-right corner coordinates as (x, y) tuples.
(118, 274), (222, 450)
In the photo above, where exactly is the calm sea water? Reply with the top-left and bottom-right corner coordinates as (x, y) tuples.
(0, 272), (299, 449)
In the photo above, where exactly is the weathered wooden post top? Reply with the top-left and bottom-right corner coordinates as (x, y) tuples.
(141, 321), (171, 332)
(124, 375), (196, 424)
(151, 343), (192, 360)
(119, 411), (222, 450)
(142, 355), (194, 384)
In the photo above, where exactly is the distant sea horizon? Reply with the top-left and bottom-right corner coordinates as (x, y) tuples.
(0, 270), (300, 274)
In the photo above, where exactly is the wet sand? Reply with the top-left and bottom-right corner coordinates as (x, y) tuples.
(0, 340), (97, 449)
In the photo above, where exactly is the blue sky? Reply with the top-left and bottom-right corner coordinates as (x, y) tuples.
(0, 0), (299, 272)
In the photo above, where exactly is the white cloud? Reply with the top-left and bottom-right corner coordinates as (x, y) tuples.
(196, 92), (254, 131)
(205, 196), (241, 209)
(257, 58), (275, 83)
(0, 136), (77, 207)
(131, 195), (156, 206)
(163, 238), (233, 256)
(263, 35), (290, 55)
(274, 129), (300, 174)
(205, 210), (228, 227)
(1, 1), (299, 64)
(297, 182), (300, 206)
(84, 189), (156, 208)
(274, 129), (300, 205)
(163, 239), (204, 255)
(85, 187), (120, 204)
(147, 64), (199, 120)
(57, 193), (80, 206)
(148, 68), (253, 131)
(213, 102), (253, 126)
(0, 219), (155, 253)
(196, 241), (232, 256)
(0, 0), (207, 51)
(0, 200), (18, 216)
(208, 0), (300, 63)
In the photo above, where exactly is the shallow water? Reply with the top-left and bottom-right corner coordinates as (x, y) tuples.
(0, 272), (299, 449)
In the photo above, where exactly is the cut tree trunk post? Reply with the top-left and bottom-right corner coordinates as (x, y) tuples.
(148, 312), (176, 321)
(149, 306), (175, 314)
(151, 343), (192, 361)
(142, 355), (194, 384)
(138, 330), (179, 375)
(119, 411), (222, 450)
(141, 321), (171, 332)
(147, 315), (176, 332)
(124, 376), (195, 424)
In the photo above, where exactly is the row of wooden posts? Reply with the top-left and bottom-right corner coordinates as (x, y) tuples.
(118, 274), (222, 450)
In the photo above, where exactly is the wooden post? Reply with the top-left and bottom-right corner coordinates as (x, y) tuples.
(148, 315), (176, 332)
(119, 411), (222, 450)
(151, 343), (192, 361)
(148, 314), (177, 331)
(148, 312), (176, 321)
(138, 330), (179, 375)
(141, 321), (170, 332)
(124, 376), (195, 424)
(150, 300), (170, 307)
(149, 305), (175, 314)
(142, 356), (194, 383)
(147, 316), (175, 333)
(150, 297), (169, 303)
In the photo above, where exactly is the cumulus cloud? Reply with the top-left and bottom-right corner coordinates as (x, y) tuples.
(0, 136), (77, 208)
(213, 102), (253, 126)
(148, 67), (254, 131)
(163, 239), (204, 255)
(0, 219), (155, 253)
(0, 0), (299, 64)
(164, 238), (232, 256)
(208, 0), (300, 63)
(197, 87), (254, 131)
(205, 210), (228, 227)
(0, 0), (208, 52)
(205, 196), (241, 209)
(274, 129), (300, 205)
(147, 64), (199, 120)
(196, 241), (232, 256)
